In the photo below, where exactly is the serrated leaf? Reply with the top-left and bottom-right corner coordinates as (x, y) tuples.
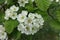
(35, 0), (52, 11)
(4, 20), (19, 34)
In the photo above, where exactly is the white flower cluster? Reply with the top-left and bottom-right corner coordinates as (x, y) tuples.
(18, 0), (34, 7)
(17, 11), (44, 35)
(0, 25), (8, 40)
(4, 5), (19, 20)
(4, 5), (44, 35)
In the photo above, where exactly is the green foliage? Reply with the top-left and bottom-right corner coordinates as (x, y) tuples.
(4, 19), (19, 34)
(25, 3), (34, 12)
(47, 2), (60, 30)
(0, 11), (5, 23)
(48, 17), (60, 30)
(7, 0), (14, 5)
(9, 29), (21, 40)
(0, 0), (5, 4)
(35, 0), (52, 11)
(55, 6), (60, 22)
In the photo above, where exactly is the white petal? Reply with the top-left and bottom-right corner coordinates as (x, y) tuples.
(0, 25), (5, 32)
(10, 5), (19, 11)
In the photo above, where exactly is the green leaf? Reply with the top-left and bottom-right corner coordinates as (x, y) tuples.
(25, 1), (35, 12)
(15, 31), (21, 40)
(48, 17), (60, 30)
(25, 4), (34, 12)
(55, 6), (60, 22)
(0, 11), (5, 23)
(0, 0), (5, 4)
(9, 29), (21, 40)
(35, 0), (52, 11)
(7, 0), (14, 5)
(48, 4), (60, 22)
(4, 20), (19, 34)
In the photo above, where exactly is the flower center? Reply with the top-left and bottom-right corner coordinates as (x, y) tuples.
(27, 18), (32, 23)
(26, 27), (29, 31)
(21, 16), (24, 19)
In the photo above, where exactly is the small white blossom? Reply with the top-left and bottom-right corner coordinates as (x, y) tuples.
(28, 13), (35, 19)
(4, 9), (12, 20)
(0, 32), (7, 40)
(10, 5), (19, 12)
(17, 14), (26, 22)
(18, 0), (29, 7)
(0, 25), (5, 32)
(17, 11), (28, 22)
(25, 17), (33, 24)
(21, 11), (28, 16)
(0, 25), (8, 40)
(4, 5), (19, 20)
(17, 23), (26, 33)
(10, 12), (17, 20)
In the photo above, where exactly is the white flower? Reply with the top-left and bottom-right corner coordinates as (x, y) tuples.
(4, 9), (12, 20)
(4, 5), (19, 20)
(5, 9), (11, 17)
(35, 13), (42, 18)
(0, 25), (8, 40)
(18, 0), (29, 7)
(21, 11), (28, 16)
(10, 5), (19, 12)
(0, 32), (8, 40)
(17, 14), (26, 22)
(24, 24), (32, 35)
(17, 23), (25, 33)
(5, 9), (17, 20)
(10, 12), (17, 20)
(0, 25), (5, 32)
(28, 13), (35, 19)
(31, 26), (39, 35)
(17, 11), (28, 22)
(25, 17), (33, 24)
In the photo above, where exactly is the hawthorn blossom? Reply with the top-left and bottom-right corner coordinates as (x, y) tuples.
(18, 0), (29, 7)
(0, 25), (8, 40)
(17, 11), (28, 22)
(4, 5), (19, 20)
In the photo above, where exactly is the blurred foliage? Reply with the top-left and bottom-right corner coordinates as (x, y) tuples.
(0, 0), (5, 5)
